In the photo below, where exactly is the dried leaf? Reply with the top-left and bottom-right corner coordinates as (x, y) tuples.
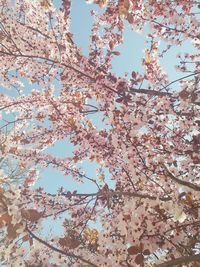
(21, 209), (43, 222)
(123, 214), (131, 222)
(97, 0), (108, 8)
(116, 97), (123, 103)
(84, 228), (98, 244)
(87, 0), (108, 8)
(97, 174), (105, 182)
(0, 213), (12, 228)
(22, 234), (30, 242)
(186, 192), (193, 203)
(40, 0), (51, 9)
(135, 254), (144, 264)
(131, 71), (137, 79)
(127, 245), (141, 255)
(145, 52), (152, 63)
(7, 223), (23, 240)
(59, 236), (80, 249)
(143, 249), (151, 255)
(112, 51), (121, 56)
(127, 14), (134, 24)
(118, 0), (130, 17)
(109, 41), (115, 50)
(179, 89), (190, 100)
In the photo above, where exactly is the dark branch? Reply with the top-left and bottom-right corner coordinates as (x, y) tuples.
(155, 253), (200, 267)
(26, 227), (98, 267)
(164, 165), (200, 191)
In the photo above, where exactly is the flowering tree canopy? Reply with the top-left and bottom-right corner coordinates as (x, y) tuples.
(0, 0), (200, 266)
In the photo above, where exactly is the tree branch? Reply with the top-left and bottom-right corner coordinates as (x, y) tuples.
(26, 227), (98, 267)
(0, 50), (199, 103)
(155, 253), (200, 267)
(164, 165), (200, 191)
(61, 190), (171, 201)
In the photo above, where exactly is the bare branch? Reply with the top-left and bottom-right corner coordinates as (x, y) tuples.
(155, 253), (200, 267)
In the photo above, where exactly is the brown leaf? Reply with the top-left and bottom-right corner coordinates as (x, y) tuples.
(29, 236), (33, 246)
(143, 249), (151, 255)
(21, 209), (43, 222)
(135, 254), (144, 264)
(131, 71), (137, 79)
(127, 14), (134, 24)
(116, 97), (123, 103)
(179, 89), (190, 100)
(22, 234), (30, 242)
(109, 41), (115, 50)
(7, 225), (17, 239)
(59, 236), (80, 249)
(96, 0), (108, 8)
(0, 144), (6, 154)
(112, 51), (121, 56)
(7, 223), (23, 240)
(145, 52), (152, 63)
(40, 0), (51, 9)
(23, 234), (33, 246)
(0, 213), (12, 228)
(127, 245), (141, 255)
(123, 214), (131, 222)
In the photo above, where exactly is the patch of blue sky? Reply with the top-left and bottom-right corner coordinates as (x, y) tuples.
(70, 0), (103, 56)
(111, 22), (147, 76)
